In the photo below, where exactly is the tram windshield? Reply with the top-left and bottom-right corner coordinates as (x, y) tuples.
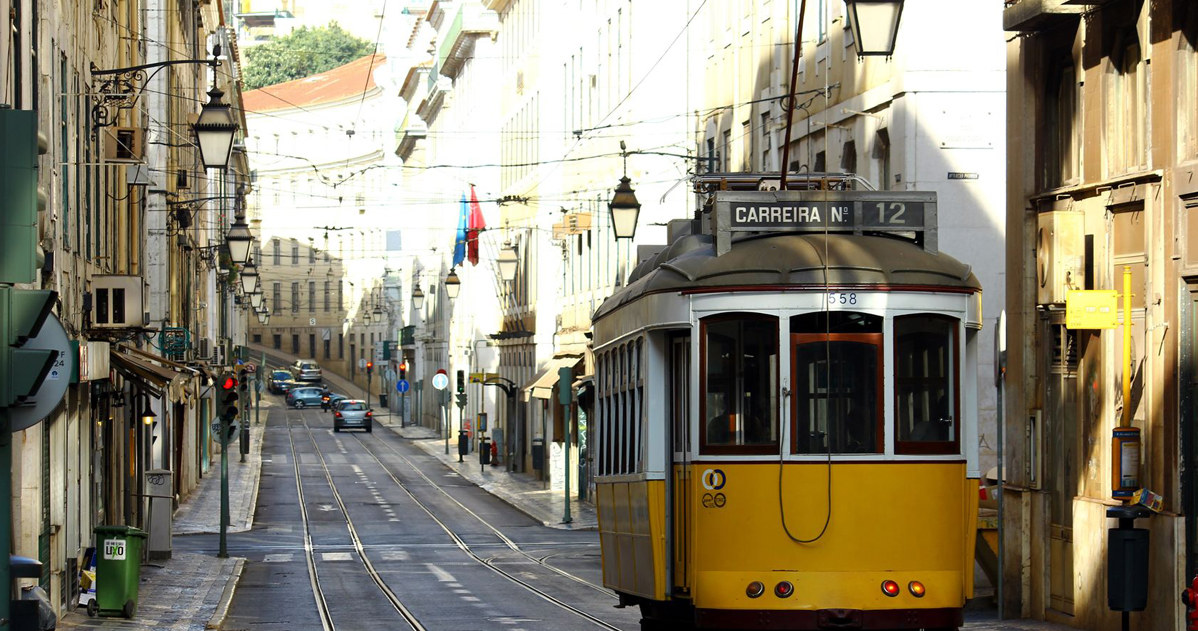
(790, 312), (883, 454)
(701, 314), (778, 454)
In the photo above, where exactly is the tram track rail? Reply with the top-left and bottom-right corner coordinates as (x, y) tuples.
(287, 402), (621, 630)
(285, 410), (425, 631)
(350, 429), (615, 599)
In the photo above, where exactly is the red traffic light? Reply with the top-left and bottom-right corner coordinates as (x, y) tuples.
(366, 361), (373, 369)
(222, 376), (238, 390)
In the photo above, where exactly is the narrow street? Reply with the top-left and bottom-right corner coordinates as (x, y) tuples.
(217, 401), (639, 631)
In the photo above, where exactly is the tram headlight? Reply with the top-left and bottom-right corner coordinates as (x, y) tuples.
(881, 580), (900, 597)
(908, 581), (926, 598)
(774, 581), (794, 598)
(746, 581), (765, 598)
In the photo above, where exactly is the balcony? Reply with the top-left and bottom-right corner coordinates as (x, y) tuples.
(394, 111), (428, 160)
(1002, 0), (1085, 32)
(435, 3), (498, 79)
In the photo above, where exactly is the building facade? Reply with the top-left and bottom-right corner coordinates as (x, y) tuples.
(2, 0), (253, 619)
(1004, 0), (1194, 627)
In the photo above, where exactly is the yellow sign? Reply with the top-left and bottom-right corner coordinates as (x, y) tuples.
(469, 372), (485, 383)
(1066, 290), (1119, 329)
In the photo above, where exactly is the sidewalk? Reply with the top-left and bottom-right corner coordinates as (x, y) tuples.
(57, 405), (268, 631)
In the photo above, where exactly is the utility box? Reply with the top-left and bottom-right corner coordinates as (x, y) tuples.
(1036, 211), (1084, 305)
(144, 470), (172, 560)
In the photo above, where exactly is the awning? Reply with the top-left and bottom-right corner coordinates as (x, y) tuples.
(523, 355), (582, 401)
(109, 347), (188, 400)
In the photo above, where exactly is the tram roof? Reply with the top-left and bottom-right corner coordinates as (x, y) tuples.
(593, 232), (981, 322)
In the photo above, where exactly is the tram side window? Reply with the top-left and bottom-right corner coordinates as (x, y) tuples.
(701, 314), (778, 454)
(597, 339), (646, 475)
(894, 315), (959, 455)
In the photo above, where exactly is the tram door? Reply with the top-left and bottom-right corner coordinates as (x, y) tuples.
(669, 333), (692, 595)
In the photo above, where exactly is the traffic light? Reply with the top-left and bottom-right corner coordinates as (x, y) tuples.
(456, 369), (465, 393)
(0, 108), (46, 284)
(0, 287), (58, 408)
(398, 362), (407, 381)
(455, 392), (467, 408)
(366, 361), (373, 376)
(218, 373), (239, 421)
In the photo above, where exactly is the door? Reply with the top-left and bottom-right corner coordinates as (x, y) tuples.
(669, 333), (691, 595)
(1043, 319), (1077, 616)
(1183, 291), (1198, 580)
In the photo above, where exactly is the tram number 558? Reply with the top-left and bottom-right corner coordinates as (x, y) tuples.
(828, 292), (857, 305)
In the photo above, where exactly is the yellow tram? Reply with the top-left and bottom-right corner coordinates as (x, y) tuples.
(592, 175), (981, 630)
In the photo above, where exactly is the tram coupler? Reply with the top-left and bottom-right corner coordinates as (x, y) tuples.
(1183, 574), (1198, 630)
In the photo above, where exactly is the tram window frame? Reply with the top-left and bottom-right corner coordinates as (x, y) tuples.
(789, 311), (884, 455)
(699, 313), (779, 455)
(893, 314), (960, 456)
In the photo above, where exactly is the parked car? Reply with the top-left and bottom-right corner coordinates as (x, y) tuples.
(268, 370), (294, 394)
(286, 386), (324, 408)
(333, 399), (372, 432)
(290, 360), (322, 383)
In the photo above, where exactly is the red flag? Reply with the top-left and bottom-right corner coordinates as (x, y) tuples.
(466, 186), (486, 266)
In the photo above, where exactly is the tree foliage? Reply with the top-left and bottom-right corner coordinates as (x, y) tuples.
(242, 23), (376, 91)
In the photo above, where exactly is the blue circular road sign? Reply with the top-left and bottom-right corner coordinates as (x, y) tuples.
(396, 379), (410, 393)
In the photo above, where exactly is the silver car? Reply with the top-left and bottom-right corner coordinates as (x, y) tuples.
(333, 399), (372, 433)
(291, 360), (322, 383)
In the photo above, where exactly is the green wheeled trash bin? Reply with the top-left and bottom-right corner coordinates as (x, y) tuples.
(89, 525), (147, 619)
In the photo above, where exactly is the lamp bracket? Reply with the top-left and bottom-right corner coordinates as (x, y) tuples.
(89, 57), (219, 131)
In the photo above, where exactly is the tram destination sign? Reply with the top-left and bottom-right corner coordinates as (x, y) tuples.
(712, 190), (938, 255)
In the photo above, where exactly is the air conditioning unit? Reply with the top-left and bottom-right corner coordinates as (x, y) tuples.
(102, 126), (144, 162)
(209, 340), (228, 367)
(91, 275), (146, 329)
(1036, 211), (1084, 305)
(197, 338), (211, 360)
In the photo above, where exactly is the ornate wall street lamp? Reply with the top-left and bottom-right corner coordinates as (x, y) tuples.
(250, 291), (263, 310)
(445, 269), (462, 300)
(194, 87), (239, 169)
(240, 258), (259, 295)
(843, 0), (904, 57)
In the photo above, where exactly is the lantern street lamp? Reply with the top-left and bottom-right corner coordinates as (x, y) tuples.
(225, 219), (253, 266)
(610, 141), (642, 239)
(445, 269), (461, 300)
(140, 391), (156, 426)
(609, 175), (641, 239)
(240, 258), (259, 294)
(194, 87), (239, 169)
(497, 243), (518, 282)
(412, 284), (425, 310)
(844, 0), (904, 57)
(250, 291), (263, 310)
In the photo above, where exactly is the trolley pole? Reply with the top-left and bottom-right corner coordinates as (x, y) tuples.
(558, 366), (573, 524)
